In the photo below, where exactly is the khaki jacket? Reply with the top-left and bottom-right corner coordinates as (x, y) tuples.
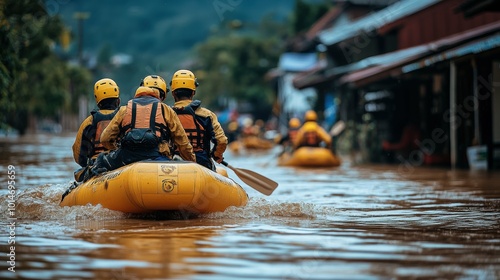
(100, 102), (196, 162)
(173, 100), (227, 160)
(72, 109), (116, 167)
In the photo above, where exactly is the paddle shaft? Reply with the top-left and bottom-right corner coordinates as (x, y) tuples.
(221, 160), (278, 196)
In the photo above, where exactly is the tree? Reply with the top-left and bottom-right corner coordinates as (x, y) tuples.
(291, 0), (330, 35)
(0, 0), (90, 134)
(192, 17), (287, 120)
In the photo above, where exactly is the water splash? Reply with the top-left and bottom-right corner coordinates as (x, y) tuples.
(1, 182), (340, 223)
(204, 197), (338, 219)
(0, 182), (125, 221)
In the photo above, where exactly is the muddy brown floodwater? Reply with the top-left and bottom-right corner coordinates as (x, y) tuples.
(0, 133), (499, 279)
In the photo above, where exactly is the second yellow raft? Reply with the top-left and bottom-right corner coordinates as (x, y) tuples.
(278, 147), (341, 168)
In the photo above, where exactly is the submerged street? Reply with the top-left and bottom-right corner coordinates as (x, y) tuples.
(0, 133), (499, 279)
(2, 0), (500, 279)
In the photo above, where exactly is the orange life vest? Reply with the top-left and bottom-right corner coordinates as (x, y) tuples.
(288, 128), (299, 143)
(120, 97), (170, 146)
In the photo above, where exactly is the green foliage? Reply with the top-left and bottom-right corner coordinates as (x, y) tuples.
(54, 0), (299, 109)
(67, 65), (92, 104)
(185, 0), (329, 119)
(0, 0), (91, 134)
(27, 56), (68, 117)
(97, 43), (112, 67)
(0, 0), (325, 133)
(291, 0), (331, 34)
(193, 27), (284, 117)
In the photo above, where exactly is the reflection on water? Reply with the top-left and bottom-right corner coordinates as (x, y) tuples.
(0, 134), (499, 279)
(0, 133), (78, 188)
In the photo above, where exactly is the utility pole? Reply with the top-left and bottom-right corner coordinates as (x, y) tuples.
(73, 12), (90, 66)
(73, 12), (90, 128)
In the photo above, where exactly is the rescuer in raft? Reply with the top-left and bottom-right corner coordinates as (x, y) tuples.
(170, 69), (228, 171)
(72, 78), (121, 182)
(277, 117), (301, 154)
(86, 80), (196, 179)
(293, 110), (332, 149)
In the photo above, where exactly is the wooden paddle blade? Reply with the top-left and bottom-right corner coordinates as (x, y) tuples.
(330, 120), (346, 136)
(222, 161), (278, 196)
(233, 168), (278, 196)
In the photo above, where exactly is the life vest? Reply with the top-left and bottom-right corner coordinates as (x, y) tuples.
(89, 109), (118, 158)
(172, 100), (212, 154)
(120, 96), (170, 148)
(301, 130), (320, 147)
(288, 128), (299, 143)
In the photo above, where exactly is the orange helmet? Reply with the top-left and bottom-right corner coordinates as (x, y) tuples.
(134, 86), (160, 99)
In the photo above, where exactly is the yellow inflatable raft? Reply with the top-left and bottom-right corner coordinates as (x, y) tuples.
(278, 147), (341, 167)
(60, 161), (248, 214)
(242, 136), (274, 150)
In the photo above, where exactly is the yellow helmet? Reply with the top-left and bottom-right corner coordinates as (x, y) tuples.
(304, 110), (317, 122)
(141, 75), (167, 96)
(170, 69), (198, 92)
(228, 121), (239, 131)
(289, 117), (301, 128)
(94, 78), (119, 104)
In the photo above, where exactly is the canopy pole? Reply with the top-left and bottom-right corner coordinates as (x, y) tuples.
(450, 61), (457, 169)
(471, 58), (481, 144)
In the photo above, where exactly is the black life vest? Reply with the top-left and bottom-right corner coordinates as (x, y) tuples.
(89, 109), (118, 157)
(172, 100), (212, 154)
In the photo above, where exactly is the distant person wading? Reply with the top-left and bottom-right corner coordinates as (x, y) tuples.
(278, 117), (301, 154)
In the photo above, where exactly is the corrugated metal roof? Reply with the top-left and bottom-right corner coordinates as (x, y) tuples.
(318, 0), (441, 46)
(342, 0), (399, 6)
(294, 20), (500, 89)
(327, 45), (429, 76)
(402, 33), (500, 73)
(293, 45), (429, 89)
(339, 25), (500, 87)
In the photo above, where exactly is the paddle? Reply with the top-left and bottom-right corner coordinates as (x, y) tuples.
(329, 120), (346, 137)
(221, 160), (278, 196)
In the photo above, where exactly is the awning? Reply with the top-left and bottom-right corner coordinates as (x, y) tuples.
(338, 48), (429, 87)
(329, 45), (429, 76)
(292, 61), (328, 89)
(339, 21), (500, 87)
(402, 33), (500, 73)
(292, 45), (428, 89)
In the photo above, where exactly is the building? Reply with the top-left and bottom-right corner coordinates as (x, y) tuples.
(290, 0), (500, 169)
